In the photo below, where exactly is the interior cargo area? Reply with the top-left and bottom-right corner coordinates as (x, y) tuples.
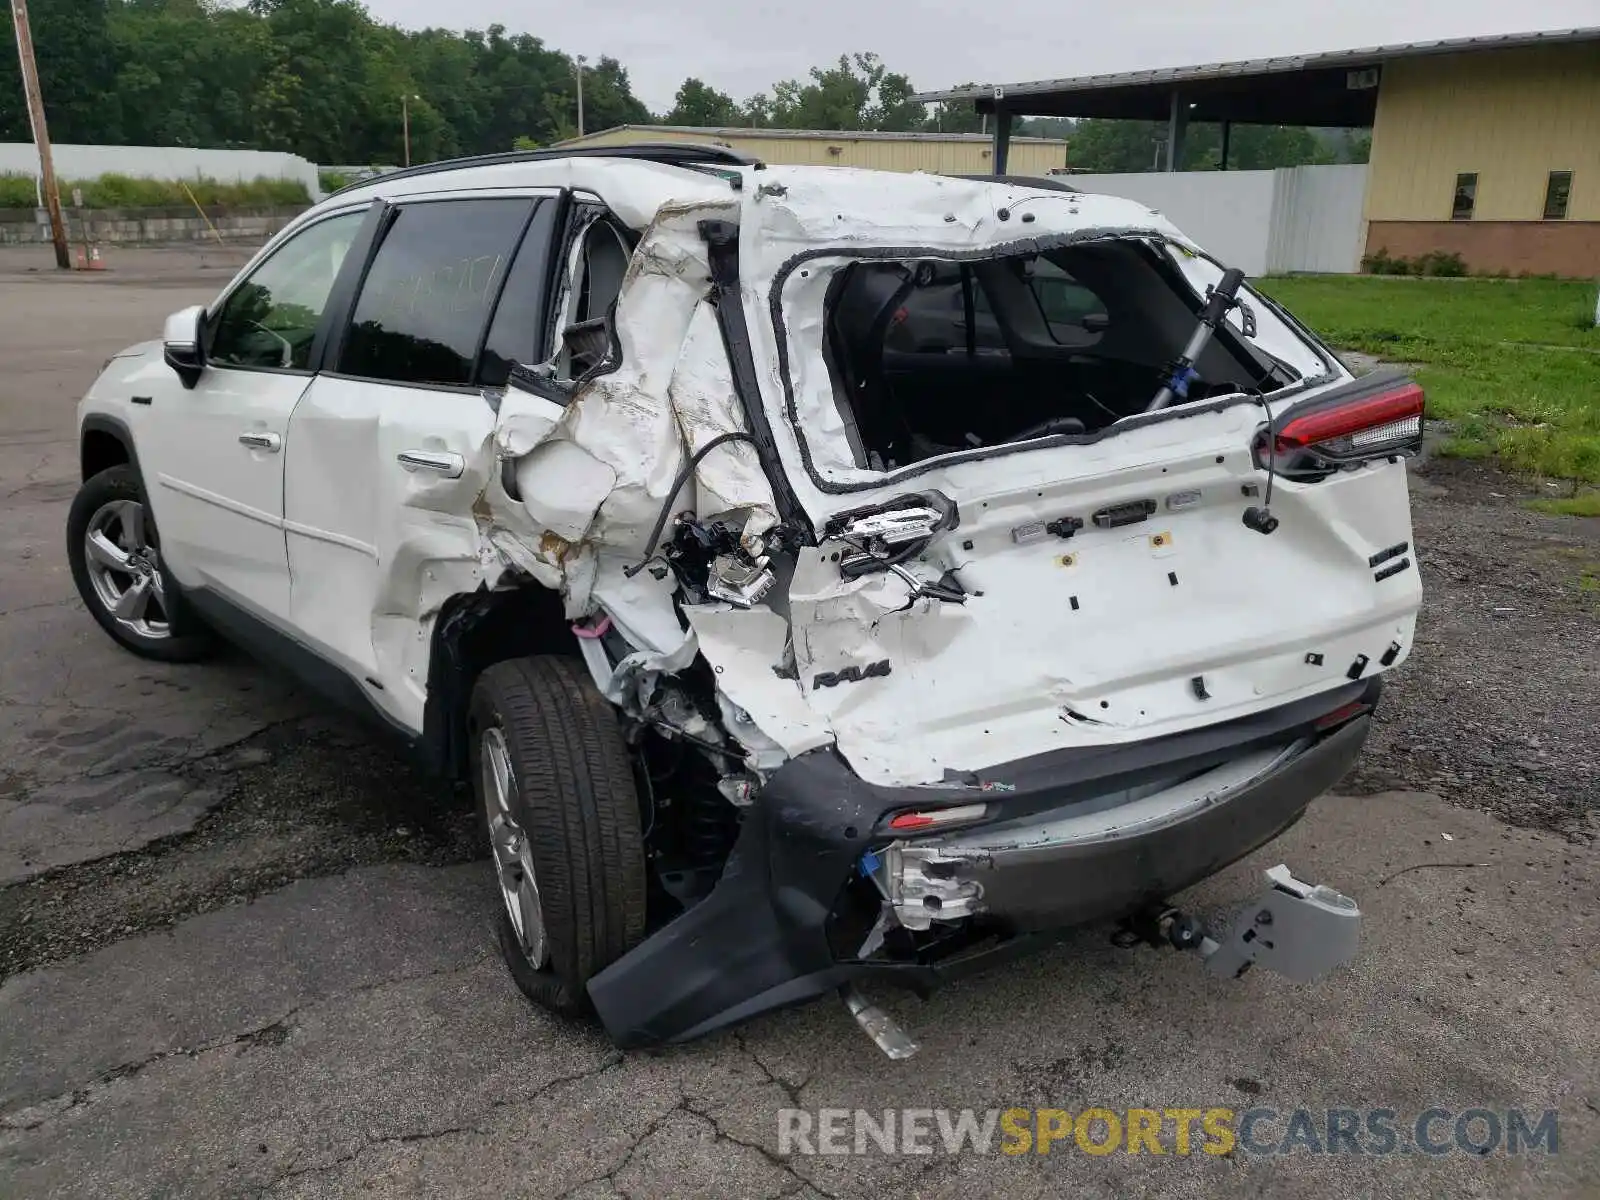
(821, 238), (1305, 470)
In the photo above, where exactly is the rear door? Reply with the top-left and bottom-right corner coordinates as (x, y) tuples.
(281, 190), (561, 731)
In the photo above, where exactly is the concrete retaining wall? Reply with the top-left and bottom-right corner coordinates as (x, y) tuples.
(0, 206), (307, 246)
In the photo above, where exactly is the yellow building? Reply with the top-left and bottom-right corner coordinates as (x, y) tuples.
(554, 125), (1068, 178)
(916, 27), (1600, 276)
(1363, 40), (1600, 275)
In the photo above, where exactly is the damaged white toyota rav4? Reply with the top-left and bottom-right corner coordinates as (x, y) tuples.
(69, 144), (1423, 1056)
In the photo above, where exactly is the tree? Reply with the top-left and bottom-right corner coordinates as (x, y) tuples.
(0, 0), (124, 143)
(1063, 118), (1334, 173)
(923, 86), (986, 134)
(665, 78), (740, 128)
(576, 56), (651, 134)
(2, 3), (657, 165)
(1064, 120), (1169, 172)
(751, 53), (924, 132)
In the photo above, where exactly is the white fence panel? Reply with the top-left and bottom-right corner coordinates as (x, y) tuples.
(1027, 165), (1370, 275)
(1050, 170), (1279, 275)
(1267, 165), (1368, 274)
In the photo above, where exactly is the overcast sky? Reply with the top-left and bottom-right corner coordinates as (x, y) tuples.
(359, 0), (1597, 114)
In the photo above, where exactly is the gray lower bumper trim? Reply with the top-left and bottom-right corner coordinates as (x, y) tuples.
(914, 718), (1370, 932)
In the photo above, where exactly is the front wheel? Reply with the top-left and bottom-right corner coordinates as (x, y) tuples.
(66, 464), (214, 662)
(469, 656), (648, 1016)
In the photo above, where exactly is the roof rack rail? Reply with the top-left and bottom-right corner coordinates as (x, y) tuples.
(328, 142), (763, 197)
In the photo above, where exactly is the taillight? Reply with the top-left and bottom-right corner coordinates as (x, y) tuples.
(1257, 381), (1424, 478)
(1313, 699), (1372, 731)
(884, 803), (988, 833)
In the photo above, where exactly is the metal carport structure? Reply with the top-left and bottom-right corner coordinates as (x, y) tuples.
(911, 28), (1598, 174)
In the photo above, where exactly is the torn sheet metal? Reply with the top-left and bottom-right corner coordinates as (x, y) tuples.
(484, 196), (778, 615)
(684, 603), (833, 760)
(466, 165), (1413, 791)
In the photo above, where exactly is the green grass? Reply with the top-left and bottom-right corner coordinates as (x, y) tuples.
(0, 172), (310, 210)
(1528, 493), (1600, 518)
(1260, 276), (1600, 487)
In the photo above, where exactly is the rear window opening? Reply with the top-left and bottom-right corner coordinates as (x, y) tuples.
(818, 239), (1318, 472)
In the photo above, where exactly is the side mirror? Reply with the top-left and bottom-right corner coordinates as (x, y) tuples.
(162, 305), (206, 389)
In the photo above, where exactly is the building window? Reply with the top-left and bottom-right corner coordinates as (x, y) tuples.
(1543, 171), (1572, 221)
(1451, 173), (1477, 221)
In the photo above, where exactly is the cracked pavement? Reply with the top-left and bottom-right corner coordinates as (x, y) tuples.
(1, 245), (1597, 1198)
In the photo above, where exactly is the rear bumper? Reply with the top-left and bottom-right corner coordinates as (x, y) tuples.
(588, 681), (1378, 1047)
(900, 721), (1369, 933)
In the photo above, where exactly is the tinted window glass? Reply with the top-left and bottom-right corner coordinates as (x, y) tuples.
(1451, 173), (1477, 221)
(1027, 256), (1109, 344)
(478, 199), (556, 388)
(208, 211), (362, 370)
(884, 263), (1006, 356)
(339, 198), (533, 386)
(1543, 171), (1572, 221)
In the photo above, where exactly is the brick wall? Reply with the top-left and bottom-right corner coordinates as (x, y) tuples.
(1365, 221), (1600, 276)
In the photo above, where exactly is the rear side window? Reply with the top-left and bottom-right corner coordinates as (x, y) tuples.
(338, 198), (534, 387)
(478, 200), (557, 389)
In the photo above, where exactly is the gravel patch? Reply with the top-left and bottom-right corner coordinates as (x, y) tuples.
(1343, 454), (1600, 839)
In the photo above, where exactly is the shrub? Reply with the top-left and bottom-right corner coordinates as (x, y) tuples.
(1362, 248), (1471, 277)
(0, 172), (38, 207)
(318, 169), (353, 194)
(1361, 248), (1406, 275)
(1415, 250), (1467, 278)
(0, 172), (310, 211)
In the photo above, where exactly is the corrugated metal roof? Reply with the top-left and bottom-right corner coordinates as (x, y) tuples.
(911, 26), (1600, 103)
(556, 125), (1067, 146)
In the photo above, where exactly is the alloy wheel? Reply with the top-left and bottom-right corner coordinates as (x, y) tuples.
(481, 726), (548, 969)
(83, 499), (169, 640)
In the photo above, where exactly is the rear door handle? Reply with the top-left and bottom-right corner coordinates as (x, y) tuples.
(238, 432), (281, 452)
(397, 449), (465, 479)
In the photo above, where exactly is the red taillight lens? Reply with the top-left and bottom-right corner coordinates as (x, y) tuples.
(885, 803), (988, 832)
(1273, 382), (1425, 460)
(1314, 699), (1372, 731)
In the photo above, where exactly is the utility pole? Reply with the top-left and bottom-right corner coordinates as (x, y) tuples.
(10, 0), (70, 269)
(401, 93), (418, 167)
(574, 56), (586, 136)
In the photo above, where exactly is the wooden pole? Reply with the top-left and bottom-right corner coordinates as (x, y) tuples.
(10, 0), (71, 269)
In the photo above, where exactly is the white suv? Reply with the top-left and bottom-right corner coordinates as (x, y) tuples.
(68, 144), (1422, 1053)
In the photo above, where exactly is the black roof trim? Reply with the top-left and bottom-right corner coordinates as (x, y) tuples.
(328, 142), (763, 198)
(950, 173), (1079, 192)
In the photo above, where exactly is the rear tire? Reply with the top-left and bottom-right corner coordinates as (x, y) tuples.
(469, 655), (648, 1015)
(66, 464), (214, 663)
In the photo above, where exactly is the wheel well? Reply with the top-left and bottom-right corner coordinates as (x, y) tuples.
(422, 584), (582, 782)
(81, 428), (131, 481)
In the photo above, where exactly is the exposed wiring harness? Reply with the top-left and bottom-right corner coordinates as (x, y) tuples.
(624, 431), (761, 578)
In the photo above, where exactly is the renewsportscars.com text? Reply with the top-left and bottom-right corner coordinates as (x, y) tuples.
(777, 1107), (1560, 1158)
